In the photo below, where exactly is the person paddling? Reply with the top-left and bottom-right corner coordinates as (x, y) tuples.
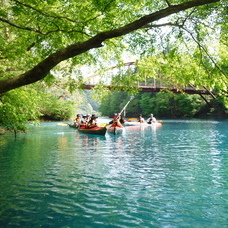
(119, 115), (125, 124)
(109, 114), (123, 127)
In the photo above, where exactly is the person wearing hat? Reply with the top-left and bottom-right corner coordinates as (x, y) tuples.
(88, 114), (98, 128)
(147, 114), (156, 124)
(81, 114), (89, 127)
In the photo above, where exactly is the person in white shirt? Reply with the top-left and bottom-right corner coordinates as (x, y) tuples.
(147, 114), (156, 124)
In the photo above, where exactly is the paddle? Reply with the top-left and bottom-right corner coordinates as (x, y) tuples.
(119, 95), (134, 117)
(108, 96), (134, 127)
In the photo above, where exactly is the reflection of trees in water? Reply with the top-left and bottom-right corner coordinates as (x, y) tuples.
(57, 135), (69, 150)
(111, 136), (124, 154)
(75, 132), (107, 152)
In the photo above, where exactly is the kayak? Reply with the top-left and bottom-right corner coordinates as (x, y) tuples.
(124, 121), (162, 127)
(108, 125), (124, 135)
(78, 126), (107, 136)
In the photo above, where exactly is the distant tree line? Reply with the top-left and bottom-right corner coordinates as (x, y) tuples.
(99, 91), (227, 119)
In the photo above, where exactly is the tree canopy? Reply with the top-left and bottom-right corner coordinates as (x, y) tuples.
(0, 0), (227, 95)
(99, 91), (205, 118)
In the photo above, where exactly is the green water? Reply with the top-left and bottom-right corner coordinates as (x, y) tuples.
(0, 119), (228, 227)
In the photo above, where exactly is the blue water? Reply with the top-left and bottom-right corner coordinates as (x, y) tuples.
(0, 119), (228, 227)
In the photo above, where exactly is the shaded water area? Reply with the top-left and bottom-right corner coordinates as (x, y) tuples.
(0, 119), (228, 227)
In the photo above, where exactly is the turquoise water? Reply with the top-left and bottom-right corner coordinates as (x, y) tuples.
(0, 119), (228, 227)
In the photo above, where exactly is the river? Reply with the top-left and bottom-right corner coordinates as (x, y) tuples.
(0, 119), (228, 227)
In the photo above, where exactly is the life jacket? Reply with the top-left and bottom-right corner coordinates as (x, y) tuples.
(111, 122), (122, 127)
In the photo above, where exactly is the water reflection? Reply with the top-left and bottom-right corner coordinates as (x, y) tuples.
(57, 135), (69, 150)
(74, 132), (106, 150)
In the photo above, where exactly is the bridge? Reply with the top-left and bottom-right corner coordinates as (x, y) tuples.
(81, 62), (215, 103)
(82, 83), (212, 95)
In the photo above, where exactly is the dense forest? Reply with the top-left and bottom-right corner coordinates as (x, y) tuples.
(98, 91), (228, 119)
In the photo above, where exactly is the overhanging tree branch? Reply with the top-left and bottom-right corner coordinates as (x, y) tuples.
(0, 0), (220, 94)
(0, 17), (91, 36)
(12, 0), (83, 24)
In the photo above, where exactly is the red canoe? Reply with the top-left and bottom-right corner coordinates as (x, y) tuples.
(108, 125), (124, 135)
(78, 126), (107, 136)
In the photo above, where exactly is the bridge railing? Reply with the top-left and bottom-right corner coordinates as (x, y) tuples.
(84, 71), (212, 95)
(137, 81), (197, 91)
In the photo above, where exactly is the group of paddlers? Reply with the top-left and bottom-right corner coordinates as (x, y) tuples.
(73, 113), (157, 128)
(137, 113), (157, 124)
(73, 113), (125, 129)
(73, 114), (98, 128)
(109, 113), (157, 126)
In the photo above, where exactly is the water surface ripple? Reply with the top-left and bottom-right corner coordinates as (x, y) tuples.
(0, 120), (228, 227)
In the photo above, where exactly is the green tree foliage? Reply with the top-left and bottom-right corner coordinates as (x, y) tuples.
(137, 47), (228, 96)
(0, 85), (80, 131)
(99, 91), (129, 116)
(0, 0), (225, 94)
(40, 93), (75, 121)
(0, 87), (42, 131)
(140, 93), (156, 115)
(144, 91), (203, 118)
(99, 91), (204, 118)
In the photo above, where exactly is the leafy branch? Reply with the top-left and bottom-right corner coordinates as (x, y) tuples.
(0, 0), (221, 94)
(0, 17), (91, 36)
(12, 0), (104, 28)
(12, 0), (83, 24)
(145, 19), (227, 79)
